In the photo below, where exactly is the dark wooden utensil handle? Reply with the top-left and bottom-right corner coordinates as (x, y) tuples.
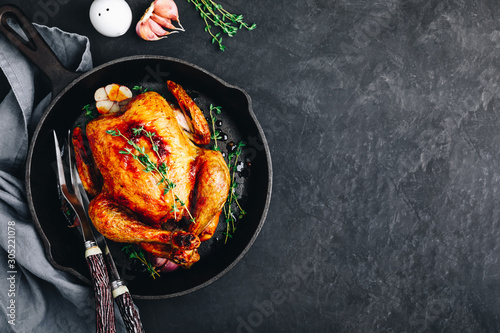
(85, 245), (116, 333)
(112, 281), (145, 333)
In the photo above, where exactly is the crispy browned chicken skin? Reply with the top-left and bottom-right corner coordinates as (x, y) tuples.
(74, 83), (230, 267)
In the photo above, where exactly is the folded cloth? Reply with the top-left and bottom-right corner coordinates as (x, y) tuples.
(0, 24), (126, 332)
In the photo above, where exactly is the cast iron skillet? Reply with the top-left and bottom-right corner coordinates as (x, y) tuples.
(0, 5), (272, 299)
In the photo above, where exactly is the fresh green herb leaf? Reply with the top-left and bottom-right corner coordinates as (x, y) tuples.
(133, 126), (144, 136)
(106, 129), (120, 136)
(106, 127), (196, 224)
(209, 104), (223, 150)
(121, 245), (160, 279)
(222, 140), (246, 243)
(187, 0), (256, 51)
(83, 104), (97, 120)
(133, 85), (149, 93)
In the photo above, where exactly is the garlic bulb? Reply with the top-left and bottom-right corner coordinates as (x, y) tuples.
(94, 84), (132, 114)
(136, 0), (184, 41)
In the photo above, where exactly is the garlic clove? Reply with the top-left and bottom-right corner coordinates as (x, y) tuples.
(151, 13), (176, 31)
(94, 87), (108, 101)
(96, 100), (115, 114)
(117, 86), (133, 101)
(152, 0), (180, 22)
(136, 0), (183, 41)
(136, 21), (160, 41)
(105, 84), (120, 101)
(147, 18), (170, 38)
(136, 14), (178, 41)
(109, 102), (120, 113)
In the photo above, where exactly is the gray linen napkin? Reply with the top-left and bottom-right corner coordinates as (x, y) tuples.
(0, 24), (126, 332)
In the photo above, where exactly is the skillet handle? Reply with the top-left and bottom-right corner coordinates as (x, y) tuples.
(0, 5), (80, 96)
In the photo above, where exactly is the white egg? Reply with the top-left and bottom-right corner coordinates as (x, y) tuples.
(89, 0), (133, 37)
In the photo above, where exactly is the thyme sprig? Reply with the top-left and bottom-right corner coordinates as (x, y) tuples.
(106, 127), (195, 222)
(208, 104), (247, 242)
(83, 103), (98, 120)
(209, 104), (222, 150)
(186, 0), (256, 51)
(122, 245), (160, 279)
(223, 141), (247, 242)
(132, 85), (149, 94)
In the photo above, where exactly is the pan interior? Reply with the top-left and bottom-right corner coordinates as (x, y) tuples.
(27, 56), (271, 298)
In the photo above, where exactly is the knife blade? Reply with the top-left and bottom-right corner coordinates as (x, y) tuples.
(68, 131), (145, 333)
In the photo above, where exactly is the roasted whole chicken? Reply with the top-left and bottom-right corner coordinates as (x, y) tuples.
(73, 81), (230, 267)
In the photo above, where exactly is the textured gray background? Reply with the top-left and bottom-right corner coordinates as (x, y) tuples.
(4, 0), (500, 331)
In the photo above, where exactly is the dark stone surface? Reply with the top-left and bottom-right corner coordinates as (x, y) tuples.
(4, 0), (500, 331)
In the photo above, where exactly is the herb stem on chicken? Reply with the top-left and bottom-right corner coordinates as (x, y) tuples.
(75, 82), (232, 275)
(223, 141), (246, 242)
(105, 127), (196, 223)
(122, 245), (160, 279)
(209, 104), (222, 150)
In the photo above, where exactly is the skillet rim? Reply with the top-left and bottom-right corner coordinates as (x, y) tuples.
(25, 55), (273, 299)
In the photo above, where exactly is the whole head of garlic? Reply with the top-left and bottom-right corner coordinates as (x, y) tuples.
(136, 0), (184, 41)
(89, 0), (133, 37)
(95, 84), (133, 114)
